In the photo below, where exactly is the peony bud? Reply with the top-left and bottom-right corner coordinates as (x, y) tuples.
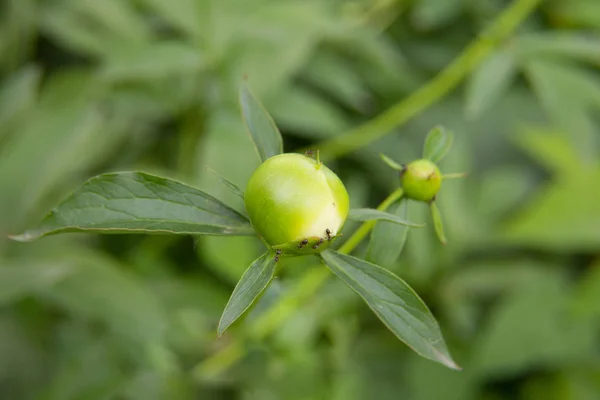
(244, 153), (349, 254)
(400, 159), (442, 202)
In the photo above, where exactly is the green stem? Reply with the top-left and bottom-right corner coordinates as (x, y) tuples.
(309, 0), (542, 161)
(338, 188), (403, 254)
(193, 189), (403, 380)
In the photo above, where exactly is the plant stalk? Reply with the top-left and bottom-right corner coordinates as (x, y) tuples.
(307, 0), (543, 161)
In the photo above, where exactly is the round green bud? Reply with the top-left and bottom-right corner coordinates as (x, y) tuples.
(244, 153), (349, 254)
(400, 159), (442, 202)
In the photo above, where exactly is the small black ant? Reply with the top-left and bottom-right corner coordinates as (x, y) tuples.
(275, 249), (282, 262)
(297, 238), (309, 249)
(325, 229), (332, 241)
(312, 238), (324, 249)
(399, 165), (407, 178)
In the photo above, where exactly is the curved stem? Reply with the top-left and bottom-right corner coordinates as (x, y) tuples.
(308, 0), (542, 161)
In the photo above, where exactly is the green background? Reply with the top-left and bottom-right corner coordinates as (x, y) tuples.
(1, 0), (600, 399)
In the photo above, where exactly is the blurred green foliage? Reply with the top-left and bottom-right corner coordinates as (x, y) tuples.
(1, 0), (600, 399)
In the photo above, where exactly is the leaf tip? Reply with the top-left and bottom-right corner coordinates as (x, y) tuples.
(7, 232), (37, 242)
(432, 347), (461, 370)
(445, 358), (462, 371)
(379, 153), (404, 171)
(216, 320), (228, 337)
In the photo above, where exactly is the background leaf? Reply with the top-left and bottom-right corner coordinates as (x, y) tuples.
(0, 262), (74, 306)
(465, 48), (517, 119)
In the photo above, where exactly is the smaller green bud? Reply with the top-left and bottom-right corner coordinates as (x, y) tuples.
(400, 159), (442, 202)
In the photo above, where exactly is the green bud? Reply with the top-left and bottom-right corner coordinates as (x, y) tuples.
(244, 153), (350, 254)
(400, 159), (442, 202)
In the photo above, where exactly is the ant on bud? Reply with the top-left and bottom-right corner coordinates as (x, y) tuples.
(305, 149), (321, 165)
(275, 249), (282, 262)
(297, 238), (309, 249)
(312, 238), (324, 249)
(325, 229), (332, 241)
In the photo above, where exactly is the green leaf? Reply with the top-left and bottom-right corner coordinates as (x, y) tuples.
(472, 276), (595, 378)
(512, 127), (581, 175)
(205, 167), (245, 200)
(10, 172), (254, 242)
(39, 252), (169, 345)
(217, 252), (277, 335)
(423, 126), (453, 163)
(67, 0), (150, 43)
(548, 0), (600, 30)
(0, 262), (74, 306)
(101, 42), (203, 81)
(430, 202), (447, 245)
(380, 153), (404, 170)
(516, 33), (600, 67)
(301, 52), (367, 112)
(465, 49), (517, 119)
(411, 0), (463, 30)
(320, 250), (459, 370)
(348, 208), (424, 227)
(239, 84), (284, 162)
(269, 84), (349, 139)
(524, 59), (600, 163)
(135, 0), (202, 38)
(502, 169), (600, 251)
(0, 66), (41, 140)
(367, 200), (411, 267)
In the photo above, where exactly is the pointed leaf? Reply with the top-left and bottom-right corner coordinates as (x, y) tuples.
(423, 126), (453, 162)
(218, 251), (277, 335)
(380, 153), (405, 170)
(367, 200), (411, 267)
(430, 202), (447, 245)
(348, 208), (424, 227)
(320, 250), (459, 370)
(465, 49), (517, 119)
(239, 84), (283, 162)
(10, 172), (254, 242)
(205, 168), (245, 200)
